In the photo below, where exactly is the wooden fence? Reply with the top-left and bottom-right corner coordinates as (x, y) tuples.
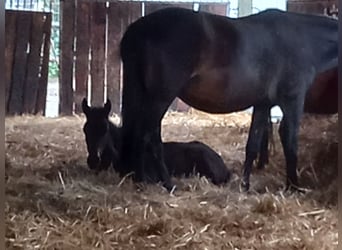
(5, 10), (52, 115)
(59, 1), (229, 115)
(287, 0), (338, 16)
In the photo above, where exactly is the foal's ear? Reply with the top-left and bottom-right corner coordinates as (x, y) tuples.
(104, 99), (112, 116)
(82, 98), (90, 116)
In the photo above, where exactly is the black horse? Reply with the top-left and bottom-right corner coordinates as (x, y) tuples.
(118, 8), (338, 191)
(82, 99), (231, 186)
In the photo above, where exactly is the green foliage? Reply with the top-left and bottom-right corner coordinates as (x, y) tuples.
(48, 61), (59, 78)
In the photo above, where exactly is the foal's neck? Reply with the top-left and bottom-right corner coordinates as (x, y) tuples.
(107, 119), (122, 150)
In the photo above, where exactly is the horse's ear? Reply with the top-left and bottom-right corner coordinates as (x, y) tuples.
(82, 98), (90, 116)
(104, 99), (112, 116)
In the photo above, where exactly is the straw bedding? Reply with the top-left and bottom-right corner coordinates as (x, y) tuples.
(5, 110), (337, 250)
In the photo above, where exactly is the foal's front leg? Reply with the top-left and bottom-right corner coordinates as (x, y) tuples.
(99, 147), (113, 171)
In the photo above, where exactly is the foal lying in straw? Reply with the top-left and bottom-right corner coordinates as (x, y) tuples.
(82, 98), (231, 186)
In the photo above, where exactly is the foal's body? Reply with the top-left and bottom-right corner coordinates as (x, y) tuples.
(82, 99), (231, 186)
(164, 141), (231, 185)
(110, 129), (231, 185)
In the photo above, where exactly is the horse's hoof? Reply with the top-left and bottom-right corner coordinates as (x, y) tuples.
(256, 160), (268, 170)
(285, 184), (307, 194)
(256, 163), (265, 170)
(240, 181), (250, 192)
(163, 181), (175, 192)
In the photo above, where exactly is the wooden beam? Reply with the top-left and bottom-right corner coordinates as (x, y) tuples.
(23, 12), (45, 114)
(59, 0), (75, 115)
(36, 13), (52, 115)
(8, 12), (32, 115)
(107, 2), (126, 114)
(74, 2), (90, 113)
(5, 11), (17, 113)
(90, 2), (106, 106)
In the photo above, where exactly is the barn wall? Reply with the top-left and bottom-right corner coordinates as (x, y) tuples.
(5, 10), (52, 116)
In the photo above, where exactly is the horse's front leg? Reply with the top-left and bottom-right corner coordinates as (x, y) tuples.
(148, 126), (173, 191)
(140, 108), (173, 190)
(278, 99), (303, 191)
(241, 106), (270, 191)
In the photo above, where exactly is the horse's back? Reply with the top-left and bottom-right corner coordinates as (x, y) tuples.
(120, 8), (338, 113)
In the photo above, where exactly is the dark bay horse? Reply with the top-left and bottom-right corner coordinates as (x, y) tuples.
(119, 8), (338, 191)
(304, 66), (337, 114)
(81, 99), (231, 186)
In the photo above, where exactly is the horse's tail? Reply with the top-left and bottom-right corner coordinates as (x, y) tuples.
(119, 26), (146, 174)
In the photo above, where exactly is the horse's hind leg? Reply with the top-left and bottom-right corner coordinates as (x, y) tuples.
(241, 105), (270, 191)
(278, 98), (304, 190)
(257, 111), (272, 169)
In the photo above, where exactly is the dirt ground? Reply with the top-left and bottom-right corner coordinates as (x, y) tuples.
(5, 110), (338, 250)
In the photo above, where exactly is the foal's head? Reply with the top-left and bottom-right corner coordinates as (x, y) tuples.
(82, 98), (112, 170)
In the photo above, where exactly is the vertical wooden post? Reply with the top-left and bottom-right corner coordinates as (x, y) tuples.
(107, 1), (141, 114)
(90, 2), (106, 106)
(23, 12), (45, 114)
(36, 13), (52, 115)
(5, 11), (17, 113)
(107, 2), (125, 115)
(59, 0), (75, 115)
(238, 0), (253, 17)
(75, 2), (90, 113)
(8, 12), (32, 115)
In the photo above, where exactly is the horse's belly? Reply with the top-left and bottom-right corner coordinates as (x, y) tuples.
(179, 72), (253, 114)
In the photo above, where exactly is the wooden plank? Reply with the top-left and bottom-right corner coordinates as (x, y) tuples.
(5, 11), (17, 113)
(127, 2), (142, 24)
(90, 2), (106, 106)
(74, 2), (90, 113)
(199, 3), (228, 16)
(106, 2), (141, 114)
(144, 2), (192, 15)
(7, 12), (32, 115)
(59, 0), (75, 115)
(107, 2), (126, 114)
(36, 13), (52, 115)
(22, 12), (45, 114)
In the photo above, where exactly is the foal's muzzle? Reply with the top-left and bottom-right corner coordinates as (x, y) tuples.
(87, 155), (100, 170)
